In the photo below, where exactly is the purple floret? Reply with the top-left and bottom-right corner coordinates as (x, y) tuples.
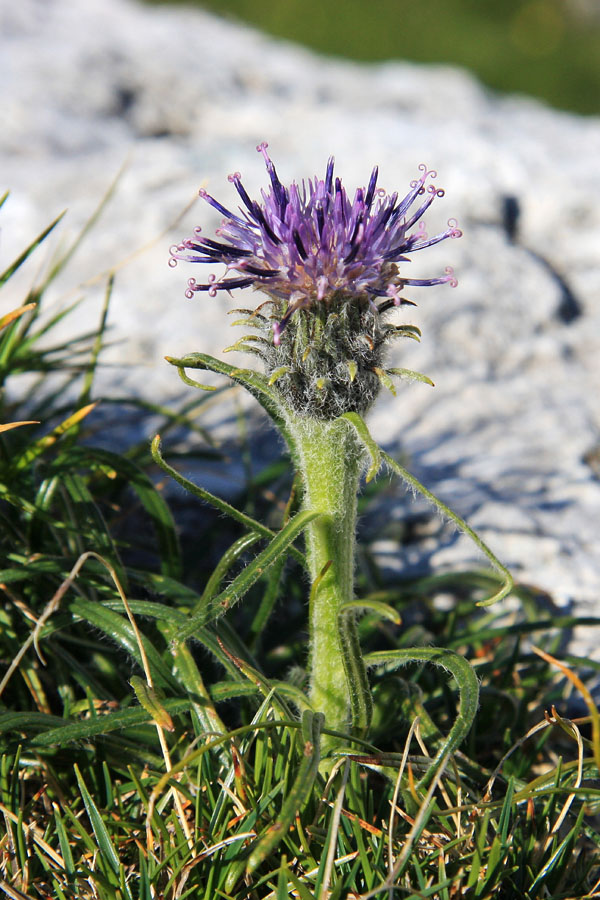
(170, 143), (462, 344)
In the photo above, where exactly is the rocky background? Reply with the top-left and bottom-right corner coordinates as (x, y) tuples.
(2, 0), (599, 640)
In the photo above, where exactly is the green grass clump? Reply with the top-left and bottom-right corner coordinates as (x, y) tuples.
(1, 198), (600, 898)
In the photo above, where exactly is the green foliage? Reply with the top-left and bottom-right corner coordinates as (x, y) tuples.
(1, 205), (599, 898)
(148, 0), (600, 115)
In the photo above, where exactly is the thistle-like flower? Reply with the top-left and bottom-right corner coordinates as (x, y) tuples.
(170, 144), (461, 419)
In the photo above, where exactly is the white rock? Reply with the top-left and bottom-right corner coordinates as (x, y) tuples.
(1, 0), (599, 632)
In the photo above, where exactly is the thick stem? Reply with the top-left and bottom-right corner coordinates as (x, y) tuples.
(287, 414), (371, 740)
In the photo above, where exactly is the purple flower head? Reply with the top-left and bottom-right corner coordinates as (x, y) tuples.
(170, 143), (461, 346)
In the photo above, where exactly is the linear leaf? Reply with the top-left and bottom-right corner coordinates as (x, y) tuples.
(151, 435), (306, 569)
(339, 411), (381, 482)
(165, 352), (297, 456)
(373, 366), (397, 396)
(382, 449), (514, 607)
(28, 699), (192, 747)
(386, 367), (434, 387)
(66, 597), (181, 691)
(14, 403), (97, 470)
(53, 808), (76, 883)
(174, 509), (320, 642)
(74, 765), (120, 877)
(197, 531), (263, 609)
(246, 711), (324, 874)
(365, 646), (480, 792)
(340, 598), (401, 625)
(0, 212), (66, 287)
(65, 444), (182, 579)
(0, 711), (65, 737)
(130, 676), (174, 731)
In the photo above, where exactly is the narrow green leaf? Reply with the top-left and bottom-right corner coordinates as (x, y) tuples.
(210, 679), (312, 713)
(170, 639), (228, 740)
(166, 352), (287, 432)
(248, 554), (286, 647)
(482, 833), (505, 892)
(0, 211), (66, 287)
(0, 711), (66, 737)
(51, 881), (68, 900)
(119, 862), (135, 900)
(28, 699), (191, 747)
(372, 366), (397, 396)
(498, 776), (515, 843)
(228, 316), (264, 329)
(74, 764), (120, 877)
(389, 324), (422, 340)
(151, 434), (306, 570)
(382, 449), (514, 607)
(286, 869), (318, 900)
(211, 636), (295, 721)
(340, 411), (381, 482)
(268, 365), (292, 385)
(66, 597), (181, 691)
(100, 597), (248, 684)
(365, 646), (480, 792)
(228, 306), (268, 321)
(223, 335), (268, 353)
(137, 846), (153, 900)
(467, 811), (489, 888)
(53, 808), (76, 883)
(246, 711), (324, 874)
(175, 365), (217, 391)
(10, 299), (84, 359)
(340, 598), (401, 625)
(174, 509), (320, 642)
(130, 676), (174, 731)
(277, 856), (290, 900)
(90, 597), (186, 625)
(346, 359), (358, 382)
(14, 403), (97, 470)
(386, 367), (434, 387)
(56, 801), (102, 857)
(529, 804), (586, 891)
(197, 531), (263, 609)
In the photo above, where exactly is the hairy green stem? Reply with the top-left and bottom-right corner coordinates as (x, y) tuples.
(287, 414), (370, 741)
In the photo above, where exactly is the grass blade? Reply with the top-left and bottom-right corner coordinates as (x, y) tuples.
(0, 212), (66, 287)
(74, 764), (120, 878)
(246, 711), (324, 875)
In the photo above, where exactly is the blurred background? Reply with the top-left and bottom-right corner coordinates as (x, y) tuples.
(149, 0), (600, 115)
